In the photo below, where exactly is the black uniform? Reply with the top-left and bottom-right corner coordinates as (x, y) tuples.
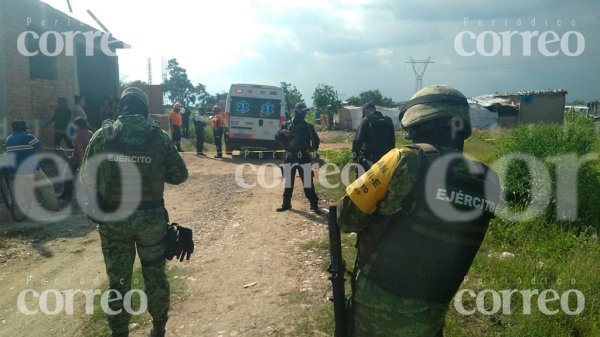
(193, 116), (206, 155)
(352, 111), (395, 169)
(275, 117), (320, 210)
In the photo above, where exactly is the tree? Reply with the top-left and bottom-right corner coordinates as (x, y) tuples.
(312, 83), (341, 129)
(281, 82), (304, 114)
(356, 89), (397, 108)
(162, 58), (207, 106)
(121, 80), (149, 88)
(346, 96), (361, 106)
(204, 91), (228, 107)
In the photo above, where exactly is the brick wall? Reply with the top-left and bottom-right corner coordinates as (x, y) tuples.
(0, 0), (121, 144)
(119, 84), (165, 116)
(1, 0), (78, 144)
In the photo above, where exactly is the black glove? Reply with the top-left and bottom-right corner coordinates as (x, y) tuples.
(176, 226), (194, 262)
(164, 224), (181, 261)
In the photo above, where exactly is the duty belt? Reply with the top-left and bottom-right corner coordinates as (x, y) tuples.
(99, 197), (165, 211)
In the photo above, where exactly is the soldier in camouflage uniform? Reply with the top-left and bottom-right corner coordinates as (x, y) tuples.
(337, 85), (500, 336)
(80, 87), (189, 337)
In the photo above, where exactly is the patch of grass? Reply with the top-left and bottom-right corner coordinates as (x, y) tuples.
(394, 131), (412, 147)
(316, 155), (353, 203)
(293, 233), (357, 336)
(318, 131), (355, 144)
(293, 301), (334, 337)
(82, 265), (187, 336)
(445, 219), (600, 337)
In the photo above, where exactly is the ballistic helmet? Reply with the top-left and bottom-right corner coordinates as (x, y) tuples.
(400, 85), (471, 133)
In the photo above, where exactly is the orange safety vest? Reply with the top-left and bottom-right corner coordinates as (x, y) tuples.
(212, 113), (224, 129)
(170, 111), (183, 127)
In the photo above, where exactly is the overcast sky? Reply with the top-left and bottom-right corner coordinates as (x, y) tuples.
(40, 0), (600, 103)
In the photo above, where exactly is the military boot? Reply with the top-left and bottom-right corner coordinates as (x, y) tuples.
(276, 204), (292, 212)
(147, 321), (166, 337)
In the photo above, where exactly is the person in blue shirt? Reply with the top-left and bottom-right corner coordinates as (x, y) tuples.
(5, 120), (59, 211)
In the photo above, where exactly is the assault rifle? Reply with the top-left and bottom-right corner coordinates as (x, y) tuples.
(327, 206), (348, 337)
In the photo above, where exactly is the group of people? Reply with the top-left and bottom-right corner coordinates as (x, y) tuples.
(47, 95), (88, 148)
(4, 84), (501, 337)
(169, 103), (224, 158)
(275, 86), (500, 337)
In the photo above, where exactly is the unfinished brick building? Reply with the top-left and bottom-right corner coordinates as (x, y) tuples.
(0, 0), (126, 143)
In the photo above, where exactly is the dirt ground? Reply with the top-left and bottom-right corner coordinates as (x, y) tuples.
(0, 152), (333, 337)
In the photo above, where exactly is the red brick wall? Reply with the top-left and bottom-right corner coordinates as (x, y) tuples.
(0, 0), (121, 144)
(1, 0), (78, 144)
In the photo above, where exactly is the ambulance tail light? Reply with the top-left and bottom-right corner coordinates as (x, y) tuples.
(225, 112), (230, 127)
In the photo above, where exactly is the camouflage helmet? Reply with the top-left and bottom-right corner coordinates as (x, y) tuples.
(400, 85), (471, 132)
(121, 86), (149, 107)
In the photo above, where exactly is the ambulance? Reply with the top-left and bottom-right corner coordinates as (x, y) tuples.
(224, 83), (287, 154)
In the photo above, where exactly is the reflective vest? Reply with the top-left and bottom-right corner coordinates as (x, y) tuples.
(99, 124), (166, 206)
(358, 144), (500, 303)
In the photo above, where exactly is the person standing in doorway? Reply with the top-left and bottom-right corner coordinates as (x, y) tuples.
(73, 95), (88, 120)
(48, 97), (73, 148)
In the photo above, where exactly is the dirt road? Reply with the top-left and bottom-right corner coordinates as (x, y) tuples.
(0, 153), (332, 337)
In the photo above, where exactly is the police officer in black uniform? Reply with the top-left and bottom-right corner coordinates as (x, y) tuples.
(352, 102), (396, 170)
(275, 102), (321, 214)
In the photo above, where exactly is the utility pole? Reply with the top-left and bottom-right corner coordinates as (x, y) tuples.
(406, 57), (434, 92)
(148, 58), (152, 85)
(161, 57), (168, 84)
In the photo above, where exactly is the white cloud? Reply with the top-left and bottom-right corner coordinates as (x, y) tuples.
(38, 0), (600, 101)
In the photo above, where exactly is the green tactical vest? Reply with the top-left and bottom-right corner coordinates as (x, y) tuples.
(99, 123), (166, 206)
(358, 144), (500, 303)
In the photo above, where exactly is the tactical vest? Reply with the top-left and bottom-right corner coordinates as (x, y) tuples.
(358, 144), (500, 303)
(99, 123), (166, 208)
(286, 120), (312, 150)
(363, 113), (393, 154)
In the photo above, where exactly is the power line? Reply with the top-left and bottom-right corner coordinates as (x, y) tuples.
(406, 57), (434, 92)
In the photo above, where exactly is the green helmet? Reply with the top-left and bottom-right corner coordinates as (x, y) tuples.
(400, 85), (471, 133)
(121, 86), (149, 107)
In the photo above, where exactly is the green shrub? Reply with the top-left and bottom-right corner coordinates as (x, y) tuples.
(322, 149), (353, 168)
(493, 116), (600, 227)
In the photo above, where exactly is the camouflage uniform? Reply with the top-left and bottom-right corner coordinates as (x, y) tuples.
(339, 147), (449, 337)
(337, 85), (500, 337)
(80, 114), (188, 335)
